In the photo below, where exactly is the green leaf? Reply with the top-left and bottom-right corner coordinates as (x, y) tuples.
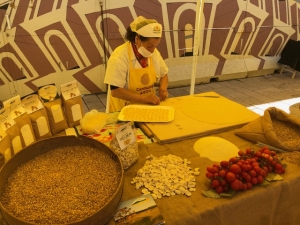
(265, 173), (283, 181)
(202, 189), (220, 198)
(258, 180), (270, 186)
(220, 189), (235, 197)
(202, 189), (236, 198)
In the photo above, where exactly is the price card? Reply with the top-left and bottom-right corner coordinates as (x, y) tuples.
(0, 107), (16, 131)
(60, 80), (81, 100)
(116, 121), (136, 150)
(3, 95), (26, 119)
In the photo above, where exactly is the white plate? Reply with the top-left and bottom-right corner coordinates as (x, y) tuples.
(118, 105), (174, 122)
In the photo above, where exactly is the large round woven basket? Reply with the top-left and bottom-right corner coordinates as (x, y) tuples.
(0, 135), (124, 225)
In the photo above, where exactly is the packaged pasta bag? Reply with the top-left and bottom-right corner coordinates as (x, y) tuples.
(3, 95), (36, 147)
(38, 84), (68, 135)
(110, 121), (139, 170)
(0, 106), (22, 155)
(21, 93), (52, 140)
(0, 126), (12, 164)
(60, 80), (84, 127)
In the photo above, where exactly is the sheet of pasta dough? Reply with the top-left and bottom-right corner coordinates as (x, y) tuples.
(193, 137), (239, 162)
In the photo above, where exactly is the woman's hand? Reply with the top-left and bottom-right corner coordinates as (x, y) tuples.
(111, 88), (160, 105)
(158, 74), (169, 101)
(158, 88), (168, 101)
(143, 94), (161, 105)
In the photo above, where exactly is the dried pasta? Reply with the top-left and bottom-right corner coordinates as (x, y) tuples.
(119, 106), (174, 122)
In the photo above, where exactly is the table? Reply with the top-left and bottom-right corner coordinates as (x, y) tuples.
(138, 92), (259, 144)
(1, 129), (299, 225)
(107, 129), (300, 225)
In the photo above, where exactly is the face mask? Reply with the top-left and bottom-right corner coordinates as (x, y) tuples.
(138, 45), (153, 58)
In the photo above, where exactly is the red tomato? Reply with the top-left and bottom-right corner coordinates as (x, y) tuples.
(251, 177), (258, 185)
(241, 164), (249, 172)
(210, 167), (219, 174)
(229, 157), (238, 164)
(218, 170), (226, 177)
(275, 163), (283, 171)
(220, 161), (230, 168)
(245, 148), (253, 155)
(254, 151), (262, 158)
(253, 166), (261, 174)
(249, 170), (257, 177)
(230, 179), (241, 191)
(230, 164), (241, 174)
(225, 172), (236, 182)
(246, 182), (253, 189)
(257, 175), (264, 184)
(206, 166), (213, 172)
(211, 179), (220, 188)
(206, 172), (214, 179)
(241, 183), (248, 191)
(263, 149), (271, 155)
(238, 150), (245, 156)
(220, 179), (228, 186)
(215, 185), (224, 194)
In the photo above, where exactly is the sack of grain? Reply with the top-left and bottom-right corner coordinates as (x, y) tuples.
(21, 93), (52, 140)
(235, 107), (300, 151)
(110, 121), (138, 170)
(60, 80), (84, 127)
(3, 95), (36, 147)
(0, 107), (22, 155)
(38, 84), (68, 135)
(0, 126), (12, 163)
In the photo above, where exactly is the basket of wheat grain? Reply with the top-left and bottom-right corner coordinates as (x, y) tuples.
(0, 135), (124, 225)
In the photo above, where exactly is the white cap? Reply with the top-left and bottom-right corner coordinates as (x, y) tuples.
(130, 16), (162, 37)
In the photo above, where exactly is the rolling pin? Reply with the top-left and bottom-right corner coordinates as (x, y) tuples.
(136, 122), (154, 138)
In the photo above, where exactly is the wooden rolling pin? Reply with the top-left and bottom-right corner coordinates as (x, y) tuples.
(136, 122), (154, 138)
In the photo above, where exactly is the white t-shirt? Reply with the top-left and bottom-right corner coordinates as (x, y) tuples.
(104, 42), (169, 89)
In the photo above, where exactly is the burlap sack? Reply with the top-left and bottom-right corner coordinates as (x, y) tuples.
(235, 107), (300, 151)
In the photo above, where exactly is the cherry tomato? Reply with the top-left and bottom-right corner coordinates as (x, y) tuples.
(230, 164), (241, 174)
(230, 179), (241, 191)
(225, 172), (236, 182)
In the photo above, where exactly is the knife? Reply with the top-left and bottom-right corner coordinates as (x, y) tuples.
(194, 95), (220, 98)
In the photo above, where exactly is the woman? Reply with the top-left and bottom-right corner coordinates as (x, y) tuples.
(104, 16), (169, 113)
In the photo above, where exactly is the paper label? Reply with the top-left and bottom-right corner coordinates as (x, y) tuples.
(4, 148), (11, 161)
(0, 108), (16, 131)
(71, 104), (82, 121)
(0, 126), (7, 141)
(51, 105), (64, 123)
(21, 94), (44, 114)
(38, 84), (59, 101)
(12, 136), (22, 154)
(60, 80), (81, 100)
(36, 116), (50, 136)
(3, 95), (26, 119)
(20, 124), (35, 146)
(116, 122), (136, 150)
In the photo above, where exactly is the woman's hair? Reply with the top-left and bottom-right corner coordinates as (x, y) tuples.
(124, 26), (148, 42)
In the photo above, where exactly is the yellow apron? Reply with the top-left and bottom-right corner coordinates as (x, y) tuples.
(108, 43), (157, 112)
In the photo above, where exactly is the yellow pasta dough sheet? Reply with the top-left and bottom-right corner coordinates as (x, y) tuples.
(118, 105), (174, 122)
(193, 137), (239, 162)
